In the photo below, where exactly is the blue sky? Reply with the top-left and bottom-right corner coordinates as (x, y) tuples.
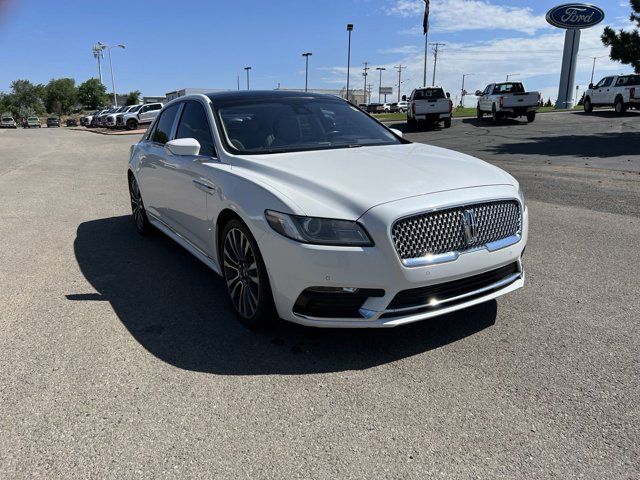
(0, 0), (633, 105)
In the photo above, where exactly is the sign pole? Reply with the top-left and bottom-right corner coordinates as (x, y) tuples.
(555, 28), (581, 109)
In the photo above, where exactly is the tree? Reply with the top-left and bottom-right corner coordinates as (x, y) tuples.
(44, 78), (77, 115)
(10, 79), (45, 115)
(78, 78), (108, 109)
(602, 0), (640, 73)
(125, 90), (141, 105)
(545, 98), (553, 107)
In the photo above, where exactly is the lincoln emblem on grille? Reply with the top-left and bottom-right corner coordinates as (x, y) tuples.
(463, 209), (477, 244)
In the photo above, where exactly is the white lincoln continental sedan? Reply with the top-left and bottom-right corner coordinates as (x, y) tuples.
(128, 91), (528, 328)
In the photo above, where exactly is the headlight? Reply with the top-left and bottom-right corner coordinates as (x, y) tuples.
(265, 210), (373, 246)
(518, 186), (526, 208)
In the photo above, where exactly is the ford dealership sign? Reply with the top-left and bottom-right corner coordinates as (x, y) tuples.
(546, 4), (605, 29)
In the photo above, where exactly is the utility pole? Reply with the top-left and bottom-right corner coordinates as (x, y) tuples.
(430, 43), (445, 86)
(237, 75), (240, 91)
(395, 64), (406, 102)
(346, 24), (354, 103)
(362, 62), (369, 105)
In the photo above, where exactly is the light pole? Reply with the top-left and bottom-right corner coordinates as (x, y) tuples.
(376, 67), (386, 103)
(98, 43), (125, 106)
(585, 55), (606, 85)
(92, 44), (104, 84)
(302, 52), (312, 92)
(461, 73), (474, 107)
(506, 73), (520, 82)
(244, 66), (252, 90)
(346, 24), (353, 103)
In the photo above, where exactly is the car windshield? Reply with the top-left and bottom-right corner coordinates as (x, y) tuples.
(2, 117), (12, 121)
(213, 96), (402, 154)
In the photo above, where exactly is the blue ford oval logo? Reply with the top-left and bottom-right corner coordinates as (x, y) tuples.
(546, 3), (605, 29)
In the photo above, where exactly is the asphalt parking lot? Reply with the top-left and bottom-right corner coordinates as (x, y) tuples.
(1, 112), (638, 479)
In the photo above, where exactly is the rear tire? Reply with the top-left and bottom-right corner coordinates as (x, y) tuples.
(128, 174), (152, 236)
(526, 112), (536, 123)
(444, 118), (452, 128)
(584, 97), (593, 113)
(221, 219), (275, 329)
(126, 118), (138, 131)
(407, 115), (417, 130)
(491, 105), (500, 124)
(615, 97), (626, 116)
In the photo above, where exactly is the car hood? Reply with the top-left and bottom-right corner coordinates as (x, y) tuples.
(232, 143), (516, 219)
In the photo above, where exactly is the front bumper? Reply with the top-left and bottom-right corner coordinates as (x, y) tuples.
(260, 185), (528, 328)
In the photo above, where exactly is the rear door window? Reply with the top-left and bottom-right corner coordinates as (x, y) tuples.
(150, 104), (180, 145)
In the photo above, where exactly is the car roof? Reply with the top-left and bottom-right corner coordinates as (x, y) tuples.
(205, 90), (345, 103)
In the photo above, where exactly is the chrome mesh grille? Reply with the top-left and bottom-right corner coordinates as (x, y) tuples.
(392, 200), (521, 260)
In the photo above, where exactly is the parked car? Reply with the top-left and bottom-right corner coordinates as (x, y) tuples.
(0, 115), (17, 128)
(104, 105), (136, 128)
(94, 107), (121, 127)
(122, 102), (163, 130)
(397, 101), (409, 112)
(90, 109), (110, 127)
(475, 82), (540, 123)
(383, 103), (399, 113)
(46, 117), (60, 127)
(407, 87), (453, 129)
(66, 118), (78, 127)
(584, 74), (640, 115)
(115, 104), (143, 128)
(24, 116), (41, 128)
(365, 103), (384, 114)
(81, 110), (102, 127)
(127, 91), (527, 329)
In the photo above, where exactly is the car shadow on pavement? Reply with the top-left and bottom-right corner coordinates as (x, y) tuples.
(485, 131), (640, 158)
(461, 118), (529, 128)
(70, 215), (497, 375)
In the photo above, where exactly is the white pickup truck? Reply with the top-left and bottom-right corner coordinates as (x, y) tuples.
(407, 87), (453, 129)
(584, 74), (640, 115)
(475, 82), (540, 123)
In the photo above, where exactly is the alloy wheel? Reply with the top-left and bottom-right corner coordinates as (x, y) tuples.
(129, 176), (146, 231)
(223, 228), (260, 319)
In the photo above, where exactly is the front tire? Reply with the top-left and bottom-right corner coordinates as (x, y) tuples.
(128, 174), (152, 236)
(477, 105), (483, 119)
(221, 220), (275, 329)
(126, 118), (138, 131)
(526, 112), (536, 123)
(615, 97), (626, 116)
(584, 97), (593, 113)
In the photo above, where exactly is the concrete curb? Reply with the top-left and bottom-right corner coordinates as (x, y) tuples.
(68, 127), (146, 136)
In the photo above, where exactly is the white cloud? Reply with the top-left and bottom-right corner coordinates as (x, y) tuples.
(385, 0), (550, 35)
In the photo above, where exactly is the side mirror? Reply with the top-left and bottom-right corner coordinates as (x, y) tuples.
(390, 128), (403, 138)
(475, 90), (482, 96)
(446, 92), (451, 99)
(165, 138), (201, 156)
(588, 83), (594, 90)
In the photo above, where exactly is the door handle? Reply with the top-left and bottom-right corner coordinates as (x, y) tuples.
(192, 179), (216, 194)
